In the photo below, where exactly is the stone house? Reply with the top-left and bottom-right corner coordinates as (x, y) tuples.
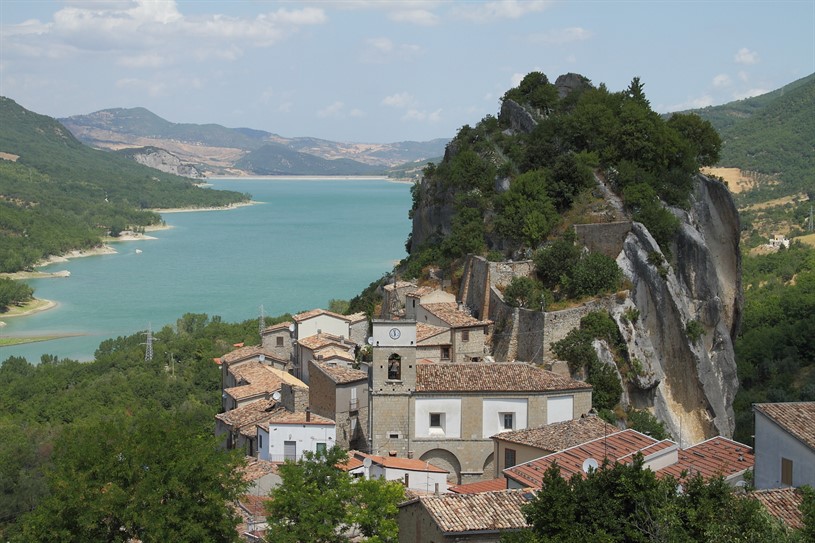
(288, 308), (368, 382)
(219, 345), (288, 404)
(344, 450), (450, 495)
(754, 402), (815, 489)
(414, 302), (492, 363)
(296, 332), (357, 384)
(260, 321), (294, 361)
(397, 490), (530, 543)
(308, 360), (369, 450)
(257, 407), (336, 463)
(381, 280), (420, 320)
(369, 320), (592, 484)
(222, 360), (306, 411)
(404, 287), (457, 320)
(492, 415), (618, 476)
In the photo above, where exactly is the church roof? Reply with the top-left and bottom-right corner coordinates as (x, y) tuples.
(416, 363), (590, 393)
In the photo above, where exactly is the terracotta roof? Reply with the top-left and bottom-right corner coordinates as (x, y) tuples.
(752, 488), (805, 529)
(352, 451), (448, 473)
(421, 302), (492, 328)
(416, 322), (449, 343)
(216, 399), (277, 428)
(406, 286), (436, 298)
(346, 311), (367, 324)
(313, 361), (367, 384)
(405, 490), (530, 534)
(658, 436), (753, 482)
(449, 478), (508, 494)
(298, 332), (354, 351)
(416, 363), (590, 393)
(238, 493), (272, 518)
(314, 346), (356, 362)
(492, 416), (619, 452)
(293, 308), (349, 323)
(220, 345), (275, 365)
(259, 406), (335, 426)
(238, 456), (280, 483)
(261, 321), (293, 334)
(504, 429), (662, 487)
(754, 402), (815, 452)
(225, 363), (306, 401)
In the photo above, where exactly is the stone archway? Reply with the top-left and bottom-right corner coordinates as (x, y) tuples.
(482, 452), (495, 479)
(420, 448), (462, 485)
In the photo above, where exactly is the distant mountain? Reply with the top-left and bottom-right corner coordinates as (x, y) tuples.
(60, 108), (449, 176)
(681, 73), (815, 201)
(235, 142), (384, 176)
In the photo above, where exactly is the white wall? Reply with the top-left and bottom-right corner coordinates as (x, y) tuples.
(370, 464), (449, 494)
(482, 398), (528, 438)
(755, 411), (815, 489)
(414, 398), (461, 438)
(297, 314), (349, 340)
(258, 423), (336, 462)
(547, 395), (574, 424)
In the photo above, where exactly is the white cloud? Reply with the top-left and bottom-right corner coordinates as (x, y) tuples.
(527, 27), (592, 45)
(389, 9), (439, 26)
(361, 37), (422, 63)
(712, 74), (731, 88)
(117, 52), (173, 68)
(402, 108), (442, 122)
(733, 88), (768, 100)
(382, 92), (416, 108)
(317, 101), (346, 118)
(734, 47), (759, 65)
(115, 77), (167, 97)
(453, 0), (552, 23)
(349, 108), (365, 118)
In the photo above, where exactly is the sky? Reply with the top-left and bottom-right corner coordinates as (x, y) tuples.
(1, 1), (813, 144)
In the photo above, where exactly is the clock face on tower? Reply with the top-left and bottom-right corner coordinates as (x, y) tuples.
(388, 327), (401, 340)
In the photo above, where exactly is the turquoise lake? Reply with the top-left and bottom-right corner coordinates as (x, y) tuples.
(1, 178), (412, 363)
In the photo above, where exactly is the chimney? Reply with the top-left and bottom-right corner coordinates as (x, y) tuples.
(434, 483), (440, 496)
(306, 408), (311, 422)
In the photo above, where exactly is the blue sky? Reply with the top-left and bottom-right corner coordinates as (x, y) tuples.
(1, 1), (813, 143)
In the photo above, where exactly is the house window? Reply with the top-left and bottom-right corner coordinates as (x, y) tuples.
(258, 433), (263, 450)
(429, 413), (445, 436)
(462, 330), (470, 342)
(388, 354), (402, 380)
(501, 413), (515, 431)
(316, 442), (327, 454)
(505, 448), (517, 469)
(781, 457), (793, 486)
(389, 432), (400, 439)
(441, 347), (450, 360)
(276, 336), (284, 347)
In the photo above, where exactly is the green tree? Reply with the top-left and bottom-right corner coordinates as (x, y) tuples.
(0, 277), (34, 310)
(266, 447), (404, 543)
(14, 411), (246, 543)
(503, 276), (545, 309)
(495, 170), (558, 249)
(666, 113), (722, 167)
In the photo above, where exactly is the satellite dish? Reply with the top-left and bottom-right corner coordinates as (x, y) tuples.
(367, 337), (375, 345)
(272, 391), (281, 402)
(288, 323), (295, 333)
(362, 457), (372, 468)
(582, 458), (599, 473)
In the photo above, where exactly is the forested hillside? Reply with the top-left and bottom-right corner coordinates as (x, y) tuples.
(0, 97), (249, 273)
(0, 313), (286, 539)
(235, 141), (385, 176)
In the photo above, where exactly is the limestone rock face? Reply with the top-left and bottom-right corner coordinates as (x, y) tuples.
(129, 147), (203, 178)
(614, 175), (741, 445)
(499, 99), (538, 134)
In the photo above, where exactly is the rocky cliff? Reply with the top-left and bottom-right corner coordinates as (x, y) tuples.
(613, 174), (741, 445)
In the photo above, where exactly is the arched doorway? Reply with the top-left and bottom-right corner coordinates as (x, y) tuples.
(420, 448), (462, 485)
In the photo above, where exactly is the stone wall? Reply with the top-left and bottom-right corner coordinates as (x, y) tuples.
(281, 383), (309, 413)
(574, 221), (632, 258)
(460, 255), (534, 322)
(543, 295), (623, 360)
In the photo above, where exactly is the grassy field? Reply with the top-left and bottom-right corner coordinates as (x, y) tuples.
(0, 335), (65, 347)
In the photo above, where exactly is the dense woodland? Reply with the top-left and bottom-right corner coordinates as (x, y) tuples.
(0, 97), (249, 274)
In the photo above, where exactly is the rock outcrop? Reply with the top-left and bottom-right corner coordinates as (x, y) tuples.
(614, 174), (741, 445)
(125, 147), (204, 178)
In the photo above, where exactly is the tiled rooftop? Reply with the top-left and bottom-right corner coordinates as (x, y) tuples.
(752, 488), (804, 529)
(755, 402), (815, 452)
(220, 345), (275, 365)
(504, 429), (662, 487)
(313, 361), (367, 384)
(216, 399), (277, 428)
(261, 321), (292, 334)
(383, 281), (416, 292)
(293, 308), (349, 323)
(416, 363), (591, 393)
(406, 490), (531, 533)
(238, 456), (280, 483)
(351, 451), (448, 473)
(297, 332), (353, 351)
(492, 416), (619, 452)
(225, 363), (306, 401)
(658, 436), (753, 482)
(449, 478), (508, 494)
(406, 286), (436, 298)
(259, 406), (335, 426)
(346, 311), (367, 324)
(422, 302), (492, 328)
(314, 345), (355, 362)
(415, 322), (449, 343)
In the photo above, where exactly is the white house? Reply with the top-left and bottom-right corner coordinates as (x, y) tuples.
(345, 451), (450, 494)
(754, 402), (815, 489)
(257, 407), (336, 463)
